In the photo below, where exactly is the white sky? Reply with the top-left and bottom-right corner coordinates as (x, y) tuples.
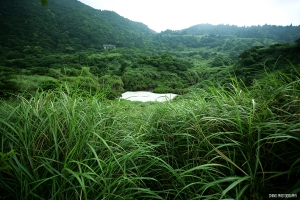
(78, 0), (300, 32)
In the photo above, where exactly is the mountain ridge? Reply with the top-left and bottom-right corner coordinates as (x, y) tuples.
(164, 23), (300, 43)
(1, 0), (300, 57)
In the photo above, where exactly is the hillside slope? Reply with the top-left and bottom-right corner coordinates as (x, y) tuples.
(182, 24), (300, 43)
(0, 0), (155, 56)
(234, 39), (300, 84)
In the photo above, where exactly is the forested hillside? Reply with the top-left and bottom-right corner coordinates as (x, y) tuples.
(182, 24), (300, 43)
(0, 0), (155, 56)
(234, 39), (300, 84)
(155, 24), (300, 55)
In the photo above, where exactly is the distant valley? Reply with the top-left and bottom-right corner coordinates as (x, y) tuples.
(0, 0), (300, 97)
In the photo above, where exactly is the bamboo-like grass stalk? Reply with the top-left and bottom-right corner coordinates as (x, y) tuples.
(1, 70), (299, 199)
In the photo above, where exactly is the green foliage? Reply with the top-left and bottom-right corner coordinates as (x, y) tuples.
(41, 0), (48, 7)
(40, 79), (60, 91)
(0, 150), (16, 172)
(139, 54), (190, 71)
(234, 42), (300, 85)
(210, 56), (232, 67)
(0, 67), (22, 97)
(99, 75), (124, 99)
(1, 0), (300, 97)
(183, 24), (300, 43)
(0, 71), (299, 199)
(0, 0), (155, 54)
(153, 85), (173, 93)
(0, 79), (19, 97)
(1, 4), (300, 198)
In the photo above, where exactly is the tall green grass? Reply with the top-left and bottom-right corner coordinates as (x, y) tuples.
(1, 71), (299, 199)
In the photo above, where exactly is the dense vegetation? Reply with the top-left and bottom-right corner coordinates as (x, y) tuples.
(234, 41), (300, 84)
(0, 0), (154, 55)
(1, 70), (300, 199)
(1, 0), (300, 98)
(1, 0), (300, 199)
(182, 24), (300, 43)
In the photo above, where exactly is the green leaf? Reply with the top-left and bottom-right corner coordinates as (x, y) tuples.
(220, 176), (251, 199)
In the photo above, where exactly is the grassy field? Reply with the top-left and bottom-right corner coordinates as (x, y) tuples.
(1, 71), (300, 199)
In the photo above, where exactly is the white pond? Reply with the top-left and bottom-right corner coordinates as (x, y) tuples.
(121, 91), (178, 102)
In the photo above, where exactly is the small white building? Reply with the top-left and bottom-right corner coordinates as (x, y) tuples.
(103, 44), (116, 49)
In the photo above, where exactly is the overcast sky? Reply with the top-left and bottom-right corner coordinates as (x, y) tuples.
(78, 0), (300, 32)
